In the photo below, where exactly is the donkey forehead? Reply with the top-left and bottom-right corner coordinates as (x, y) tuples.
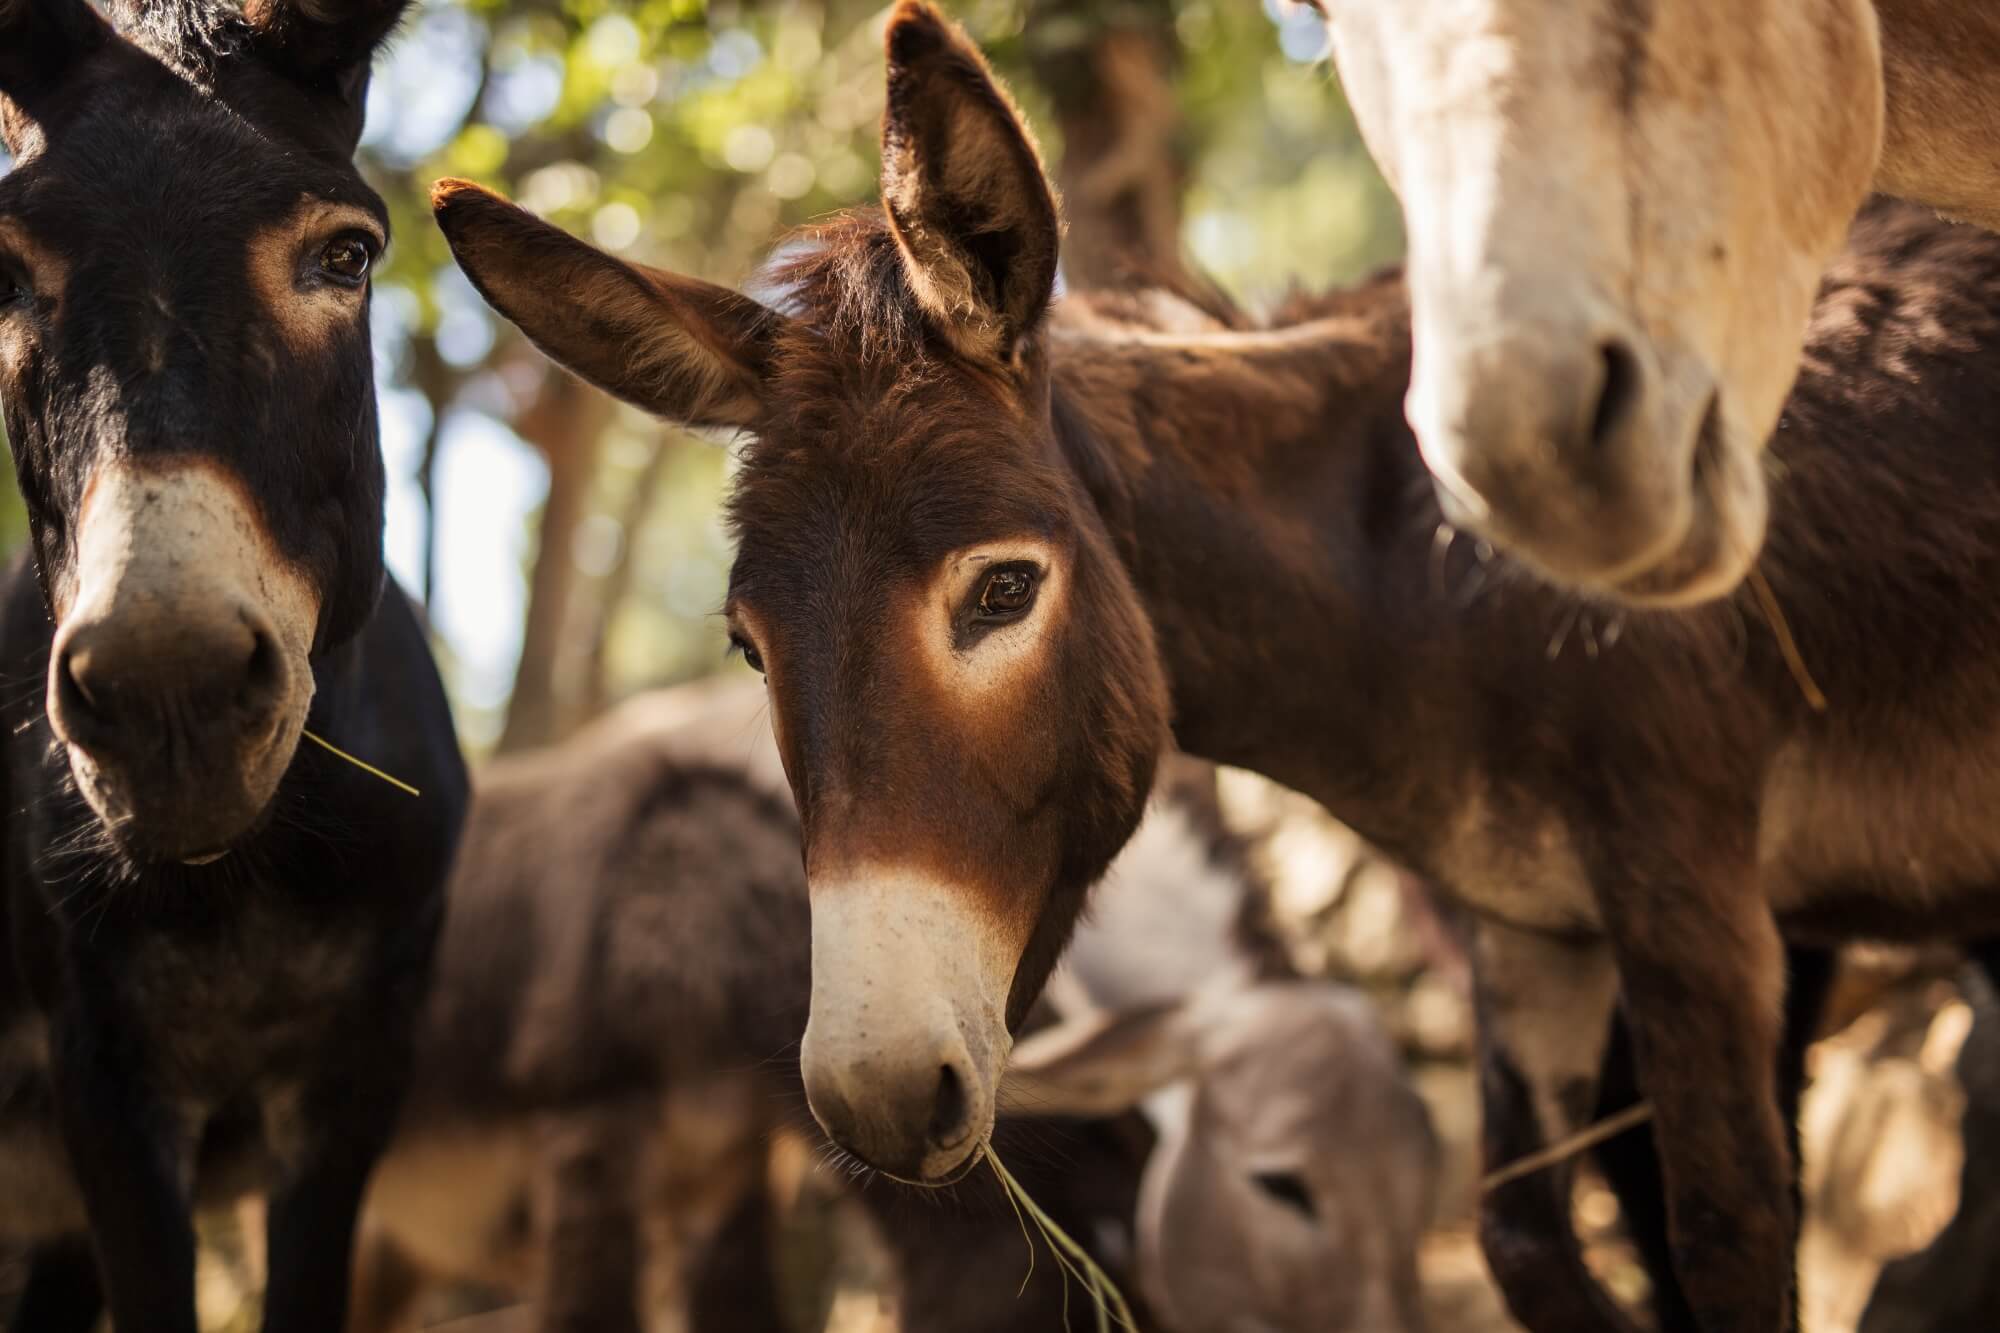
(728, 424), (1072, 588)
(2, 95), (380, 242)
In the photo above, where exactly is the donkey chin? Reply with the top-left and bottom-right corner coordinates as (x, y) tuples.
(45, 459), (321, 865)
(799, 868), (1020, 1184)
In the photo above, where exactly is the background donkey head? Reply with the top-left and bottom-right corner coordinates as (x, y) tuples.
(0, 0), (409, 862)
(434, 0), (1171, 1184)
(1313, 0), (1884, 605)
(1004, 983), (1439, 1333)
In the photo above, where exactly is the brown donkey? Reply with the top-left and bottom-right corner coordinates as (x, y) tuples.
(344, 680), (1153, 1333)
(433, 5), (2000, 1331)
(1313, 1), (2000, 607)
(0, 1), (467, 1330)
(347, 679), (1433, 1333)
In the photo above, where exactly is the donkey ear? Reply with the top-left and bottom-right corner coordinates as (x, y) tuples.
(433, 180), (792, 432)
(0, 0), (106, 152)
(240, 0), (412, 84)
(999, 1001), (1202, 1118)
(880, 0), (1061, 364)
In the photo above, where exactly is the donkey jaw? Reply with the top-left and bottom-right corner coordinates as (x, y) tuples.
(1424, 384), (1768, 609)
(801, 868), (1020, 1183)
(1606, 402), (1771, 607)
(47, 458), (320, 863)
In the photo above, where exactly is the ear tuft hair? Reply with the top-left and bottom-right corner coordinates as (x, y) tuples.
(879, 0), (1062, 365)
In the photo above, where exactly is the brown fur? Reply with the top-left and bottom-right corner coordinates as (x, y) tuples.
(352, 690), (1195, 1332)
(1873, 0), (2000, 231)
(432, 4), (2000, 1329)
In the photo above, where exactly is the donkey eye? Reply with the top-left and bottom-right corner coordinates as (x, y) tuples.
(975, 564), (1038, 619)
(318, 234), (375, 287)
(1249, 1170), (1317, 1220)
(0, 263), (26, 308)
(730, 633), (765, 675)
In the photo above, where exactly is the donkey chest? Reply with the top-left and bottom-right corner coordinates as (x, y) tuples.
(119, 905), (372, 1098)
(0, 1015), (85, 1241)
(1759, 732), (2000, 940)
(1419, 788), (1601, 934)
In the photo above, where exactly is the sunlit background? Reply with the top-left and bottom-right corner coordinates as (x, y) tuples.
(0, 0), (1399, 755)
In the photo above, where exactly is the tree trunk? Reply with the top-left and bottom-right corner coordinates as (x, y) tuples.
(496, 369), (611, 755)
(579, 431), (677, 722)
(1030, 0), (1193, 293)
(407, 335), (459, 609)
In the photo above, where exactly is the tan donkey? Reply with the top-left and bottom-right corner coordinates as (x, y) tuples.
(1316, 1), (2000, 605)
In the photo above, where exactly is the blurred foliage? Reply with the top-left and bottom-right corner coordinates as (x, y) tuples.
(0, 0), (1399, 750)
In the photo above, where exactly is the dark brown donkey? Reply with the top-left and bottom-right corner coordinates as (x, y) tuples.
(432, 4), (2000, 1330)
(0, 1), (466, 1331)
(344, 679), (1432, 1333)
(344, 679), (1157, 1333)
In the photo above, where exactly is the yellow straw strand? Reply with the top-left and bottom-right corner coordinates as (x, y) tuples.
(1481, 1101), (1656, 1193)
(990, 1142), (1039, 1298)
(302, 729), (421, 797)
(985, 1141), (1138, 1333)
(1746, 568), (1828, 713)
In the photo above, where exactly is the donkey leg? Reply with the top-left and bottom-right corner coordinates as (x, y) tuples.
(262, 1138), (389, 1333)
(49, 1019), (198, 1333)
(10, 1235), (103, 1333)
(1469, 920), (1644, 1333)
(1592, 946), (1834, 1333)
(346, 1231), (430, 1333)
(533, 1111), (647, 1333)
(260, 1061), (410, 1333)
(1600, 881), (1795, 1333)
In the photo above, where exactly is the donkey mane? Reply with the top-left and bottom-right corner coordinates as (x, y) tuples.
(763, 210), (928, 365)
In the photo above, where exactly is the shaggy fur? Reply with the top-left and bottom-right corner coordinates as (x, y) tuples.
(0, 3), (465, 1332)
(434, 5), (2000, 1332)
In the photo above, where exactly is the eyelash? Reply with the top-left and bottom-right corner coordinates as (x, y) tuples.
(728, 634), (765, 674)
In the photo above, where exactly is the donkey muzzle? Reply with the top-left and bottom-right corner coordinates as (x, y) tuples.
(46, 458), (319, 862)
(800, 868), (1017, 1183)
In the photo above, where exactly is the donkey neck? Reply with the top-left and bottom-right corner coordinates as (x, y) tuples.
(1874, 0), (2000, 231)
(1047, 257), (2000, 877)
(1047, 290), (1500, 855)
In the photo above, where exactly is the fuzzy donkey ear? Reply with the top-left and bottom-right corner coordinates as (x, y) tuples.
(240, 0), (413, 79)
(433, 179), (795, 432)
(999, 1001), (1203, 1118)
(0, 0), (108, 157)
(879, 0), (1062, 365)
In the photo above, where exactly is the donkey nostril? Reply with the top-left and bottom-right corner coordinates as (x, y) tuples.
(1589, 338), (1644, 454)
(927, 1062), (971, 1149)
(236, 622), (285, 719)
(57, 643), (103, 720)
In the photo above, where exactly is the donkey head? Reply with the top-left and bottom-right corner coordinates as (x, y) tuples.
(1316, 0), (1883, 604)
(435, 0), (1169, 1182)
(0, 0), (403, 862)
(1004, 985), (1440, 1333)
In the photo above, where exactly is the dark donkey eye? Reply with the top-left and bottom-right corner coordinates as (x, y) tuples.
(730, 633), (765, 675)
(318, 233), (375, 287)
(976, 564), (1038, 619)
(1250, 1170), (1318, 1220)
